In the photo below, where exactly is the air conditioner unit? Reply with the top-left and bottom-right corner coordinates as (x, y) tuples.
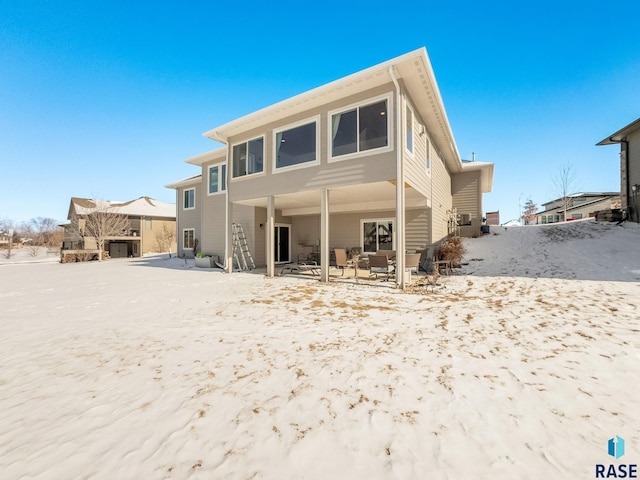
(458, 213), (471, 225)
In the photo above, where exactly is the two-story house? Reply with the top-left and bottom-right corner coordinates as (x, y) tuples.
(597, 117), (640, 223)
(536, 192), (620, 224)
(63, 196), (176, 258)
(167, 48), (493, 288)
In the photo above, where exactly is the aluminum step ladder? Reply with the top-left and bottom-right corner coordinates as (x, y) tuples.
(232, 223), (255, 271)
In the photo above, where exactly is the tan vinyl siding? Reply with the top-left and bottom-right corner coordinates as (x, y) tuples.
(403, 95), (431, 198)
(430, 150), (452, 243)
(406, 208), (430, 252)
(452, 171), (481, 220)
(291, 215), (321, 261)
(200, 162), (227, 259)
(628, 129), (640, 208)
(227, 84), (397, 204)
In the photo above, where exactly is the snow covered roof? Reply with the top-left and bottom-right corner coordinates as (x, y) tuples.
(69, 197), (176, 219)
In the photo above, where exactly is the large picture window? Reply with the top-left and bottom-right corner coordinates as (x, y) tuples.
(361, 219), (394, 253)
(208, 163), (227, 194)
(183, 228), (195, 249)
(275, 120), (318, 170)
(331, 97), (389, 158)
(232, 137), (264, 178)
(183, 188), (195, 210)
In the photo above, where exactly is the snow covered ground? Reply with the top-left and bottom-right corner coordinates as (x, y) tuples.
(1, 219), (639, 479)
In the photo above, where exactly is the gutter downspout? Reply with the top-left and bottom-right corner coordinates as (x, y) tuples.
(389, 66), (405, 290)
(211, 130), (233, 273)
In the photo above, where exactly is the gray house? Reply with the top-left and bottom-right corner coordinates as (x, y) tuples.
(597, 117), (640, 222)
(536, 192), (620, 224)
(167, 48), (494, 288)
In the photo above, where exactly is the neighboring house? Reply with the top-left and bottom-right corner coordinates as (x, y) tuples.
(0, 231), (9, 246)
(536, 192), (620, 224)
(597, 117), (640, 223)
(167, 48), (494, 287)
(62, 196), (177, 257)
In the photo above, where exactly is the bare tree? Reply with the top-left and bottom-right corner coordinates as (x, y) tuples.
(153, 223), (176, 256)
(81, 202), (129, 261)
(553, 163), (579, 221)
(22, 217), (61, 256)
(522, 199), (538, 225)
(0, 218), (16, 259)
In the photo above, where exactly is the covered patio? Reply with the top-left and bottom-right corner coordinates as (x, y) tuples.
(225, 180), (433, 289)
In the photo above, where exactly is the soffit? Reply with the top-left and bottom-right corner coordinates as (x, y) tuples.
(234, 181), (427, 215)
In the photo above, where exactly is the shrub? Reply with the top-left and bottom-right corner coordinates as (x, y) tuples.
(437, 236), (466, 267)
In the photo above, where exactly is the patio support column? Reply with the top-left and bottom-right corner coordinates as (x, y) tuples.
(225, 201), (234, 273)
(320, 188), (330, 282)
(390, 66), (406, 289)
(266, 195), (275, 277)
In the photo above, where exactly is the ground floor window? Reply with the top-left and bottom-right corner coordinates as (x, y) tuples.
(361, 219), (394, 253)
(183, 228), (195, 249)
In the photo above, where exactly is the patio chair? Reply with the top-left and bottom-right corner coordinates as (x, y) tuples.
(333, 248), (354, 276)
(405, 253), (421, 279)
(368, 254), (393, 280)
(376, 249), (396, 261)
(297, 245), (314, 263)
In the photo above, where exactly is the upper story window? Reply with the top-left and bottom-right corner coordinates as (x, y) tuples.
(330, 95), (390, 160)
(406, 104), (414, 154)
(425, 138), (431, 174)
(208, 163), (227, 194)
(183, 188), (195, 210)
(232, 137), (264, 178)
(274, 118), (319, 171)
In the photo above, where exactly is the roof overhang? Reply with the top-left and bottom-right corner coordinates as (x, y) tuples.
(184, 148), (226, 166)
(597, 117), (640, 145)
(461, 161), (494, 192)
(203, 47), (463, 173)
(165, 174), (202, 190)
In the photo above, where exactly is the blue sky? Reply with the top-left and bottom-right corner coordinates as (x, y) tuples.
(1, 0), (639, 224)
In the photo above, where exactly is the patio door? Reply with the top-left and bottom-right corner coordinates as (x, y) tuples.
(274, 224), (291, 263)
(362, 218), (395, 253)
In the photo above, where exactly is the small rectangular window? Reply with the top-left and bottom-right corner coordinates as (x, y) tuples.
(406, 104), (413, 153)
(208, 163), (227, 194)
(183, 188), (195, 209)
(425, 138), (431, 172)
(183, 228), (195, 249)
(233, 138), (264, 178)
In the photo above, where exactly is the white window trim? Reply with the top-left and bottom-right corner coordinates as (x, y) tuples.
(328, 92), (394, 163)
(360, 217), (396, 253)
(230, 136), (266, 181)
(272, 115), (321, 174)
(207, 162), (227, 196)
(182, 228), (195, 250)
(183, 188), (195, 210)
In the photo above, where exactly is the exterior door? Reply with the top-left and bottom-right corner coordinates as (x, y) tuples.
(274, 224), (291, 263)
